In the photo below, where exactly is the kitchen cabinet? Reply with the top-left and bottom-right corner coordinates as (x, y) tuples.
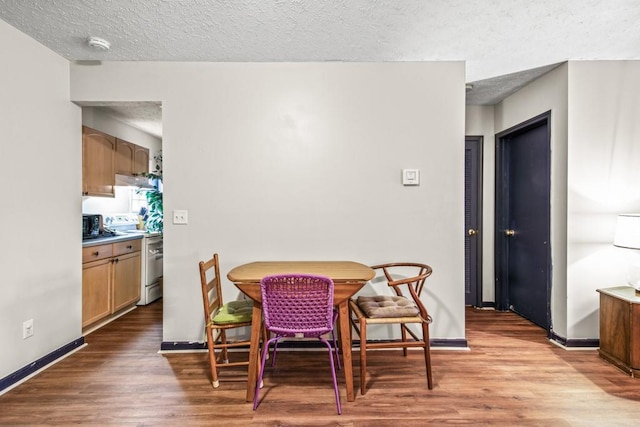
(597, 286), (640, 377)
(82, 126), (115, 197)
(134, 145), (150, 176)
(82, 239), (141, 328)
(112, 240), (142, 312)
(83, 126), (150, 197)
(82, 257), (112, 327)
(115, 139), (149, 176)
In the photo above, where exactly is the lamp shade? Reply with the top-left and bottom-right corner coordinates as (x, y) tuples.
(613, 214), (640, 250)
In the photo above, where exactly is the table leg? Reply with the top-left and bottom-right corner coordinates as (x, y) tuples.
(245, 303), (262, 402)
(338, 301), (355, 402)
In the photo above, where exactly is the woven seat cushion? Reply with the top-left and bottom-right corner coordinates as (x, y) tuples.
(357, 295), (419, 318)
(212, 299), (253, 324)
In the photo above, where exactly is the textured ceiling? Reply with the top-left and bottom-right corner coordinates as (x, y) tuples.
(2, 0), (639, 137)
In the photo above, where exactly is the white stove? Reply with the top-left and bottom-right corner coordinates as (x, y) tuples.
(104, 213), (163, 305)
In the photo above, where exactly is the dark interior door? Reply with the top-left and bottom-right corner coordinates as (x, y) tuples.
(465, 136), (482, 306)
(496, 112), (551, 330)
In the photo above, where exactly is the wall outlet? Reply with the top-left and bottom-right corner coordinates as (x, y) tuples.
(173, 210), (188, 225)
(23, 319), (34, 339)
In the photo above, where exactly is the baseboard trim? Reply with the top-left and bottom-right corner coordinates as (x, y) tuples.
(160, 338), (468, 352)
(0, 337), (85, 395)
(550, 332), (599, 349)
(161, 341), (208, 351)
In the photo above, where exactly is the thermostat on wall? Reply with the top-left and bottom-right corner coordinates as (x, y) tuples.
(402, 169), (420, 186)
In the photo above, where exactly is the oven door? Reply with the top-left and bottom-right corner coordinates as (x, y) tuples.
(147, 236), (163, 285)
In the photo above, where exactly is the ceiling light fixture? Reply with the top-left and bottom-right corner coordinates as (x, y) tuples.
(87, 36), (111, 51)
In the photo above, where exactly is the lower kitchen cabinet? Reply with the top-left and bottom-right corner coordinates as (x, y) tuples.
(112, 251), (141, 312)
(82, 257), (112, 327)
(82, 239), (141, 328)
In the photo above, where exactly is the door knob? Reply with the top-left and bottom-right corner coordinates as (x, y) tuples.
(468, 228), (478, 236)
(505, 229), (515, 237)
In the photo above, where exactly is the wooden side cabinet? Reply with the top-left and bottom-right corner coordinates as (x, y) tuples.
(597, 286), (640, 377)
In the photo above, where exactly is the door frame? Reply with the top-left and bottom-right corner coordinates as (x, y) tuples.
(465, 136), (483, 307)
(494, 111), (552, 330)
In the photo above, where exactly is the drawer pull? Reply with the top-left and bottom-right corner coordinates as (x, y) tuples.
(93, 251), (99, 256)
(127, 245), (133, 250)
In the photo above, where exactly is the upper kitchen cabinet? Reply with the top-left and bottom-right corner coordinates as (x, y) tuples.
(115, 139), (149, 176)
(134, 145), (149, 176)
(82, 126), (115, 197)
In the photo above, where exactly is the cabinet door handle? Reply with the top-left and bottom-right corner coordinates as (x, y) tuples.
(114, 258), (119, 264)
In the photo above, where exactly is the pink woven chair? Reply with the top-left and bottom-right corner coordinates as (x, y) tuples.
(253, 274), (342, 415)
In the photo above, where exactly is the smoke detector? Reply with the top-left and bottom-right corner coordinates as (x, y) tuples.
(87, 36), (111, 51)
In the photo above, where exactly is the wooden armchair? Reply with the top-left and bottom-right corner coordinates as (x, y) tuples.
(349, 262), (433, 394)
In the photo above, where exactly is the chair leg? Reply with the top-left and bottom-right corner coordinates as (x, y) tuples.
(205, 326), (220, 388)
(332, 309), (341, 370)
(359, 318), (367, 395)
(320, 337), (342, 415)
(261, 324), (270, 360)
(422, 322), (433, 389)
(219, 329), (230, 364)
(401, 324), (408, 357)
(271, 340), (279, 367)
(254, 336), (278, 410)
(331, 330), (341, 370)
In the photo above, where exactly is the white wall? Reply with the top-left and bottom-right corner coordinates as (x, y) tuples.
(465, 105), (496, 303)
(70, 61), (467, 342)
(0, 20), (81, 379)
(494, 64), (570, 337)
(566, 61), (640, 339)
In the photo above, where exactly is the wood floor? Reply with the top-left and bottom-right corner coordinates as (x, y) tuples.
(2, 302), (640, 426)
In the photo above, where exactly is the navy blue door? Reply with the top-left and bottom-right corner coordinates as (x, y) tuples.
(465, 136), (482, 307)
(496, 112), (551, 330)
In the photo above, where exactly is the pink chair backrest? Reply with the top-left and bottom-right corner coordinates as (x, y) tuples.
(260, 274), (334, 337)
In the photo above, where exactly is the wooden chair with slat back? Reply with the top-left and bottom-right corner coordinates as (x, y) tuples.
(199, 253), (258, 388)
(349, 262), (434, 394)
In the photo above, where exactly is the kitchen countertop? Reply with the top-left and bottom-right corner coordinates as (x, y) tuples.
(82, 234), (143, 247)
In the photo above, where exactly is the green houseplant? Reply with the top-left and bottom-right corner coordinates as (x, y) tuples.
(138, 151), (163, 232)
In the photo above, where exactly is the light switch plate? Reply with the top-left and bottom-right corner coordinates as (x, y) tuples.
(402, 169), (420, 186)
(173, 210), (188, 225)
